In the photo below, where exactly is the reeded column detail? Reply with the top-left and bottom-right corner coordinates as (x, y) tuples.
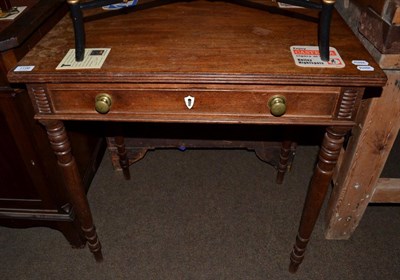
(32, 87), (52, 114)
(337, 89), (360, 120)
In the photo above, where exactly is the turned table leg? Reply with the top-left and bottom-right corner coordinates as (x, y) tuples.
(276, 140), (293, 184)
(40, 120), (102, 261)
(114, 135), (131, 180)
(289, 126), (349, 273)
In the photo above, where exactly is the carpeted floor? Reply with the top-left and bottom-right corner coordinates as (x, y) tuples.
(0, 145), (399, 280)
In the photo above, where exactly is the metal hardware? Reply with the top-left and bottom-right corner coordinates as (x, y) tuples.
(95, 93), (112, 114)
(268, 95), (287, 116)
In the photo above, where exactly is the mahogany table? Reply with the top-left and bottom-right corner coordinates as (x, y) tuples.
(8, 0), (386, 273)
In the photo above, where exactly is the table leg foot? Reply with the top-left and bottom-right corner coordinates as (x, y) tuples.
(82, 225), (102, 261)
(289, 234), (308, 273)
(289, 261), (299, 274)
(94, 251), (104, 262)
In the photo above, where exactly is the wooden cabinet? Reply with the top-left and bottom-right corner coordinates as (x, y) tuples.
(0, 0), (105, 247)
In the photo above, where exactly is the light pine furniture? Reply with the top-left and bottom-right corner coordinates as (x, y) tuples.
(8, 0), (386, 272)
(325, 0), (400, 239)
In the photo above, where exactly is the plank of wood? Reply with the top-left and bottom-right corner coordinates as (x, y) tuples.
(335, 0), (400, 69)
(392, 6), (400, 23)
(325, 70), (400, 239)
(371, 178), (400, 203)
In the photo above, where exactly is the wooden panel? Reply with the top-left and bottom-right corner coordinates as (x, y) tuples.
(325, 70), (400, 239)
(0, 94), (39, 200)
(393, 6), (400, 23)
(354, 0), (400, 21)
(359, 8), (400, 54)
(354, 0), (386, 14)
(46, 84), (340, 121)
(335, 0), (400, 69)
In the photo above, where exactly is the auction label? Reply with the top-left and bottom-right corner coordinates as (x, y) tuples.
(290, 46), (345, 68)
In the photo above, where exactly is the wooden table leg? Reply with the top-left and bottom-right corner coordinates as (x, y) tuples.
(115, 135), (131, 180)
(289, 126), (349, 273)
(276, 140), (293, 184)
(40, 120), (102, 261)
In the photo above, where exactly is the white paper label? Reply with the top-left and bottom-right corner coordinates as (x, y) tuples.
(352, 60), (369, 66)
(14, 65), (35, 72)
(357, 65), (375, 71)
(278, 3), (304, 8)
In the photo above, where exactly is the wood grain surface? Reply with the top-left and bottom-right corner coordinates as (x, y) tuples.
(8, 0), (386, 86)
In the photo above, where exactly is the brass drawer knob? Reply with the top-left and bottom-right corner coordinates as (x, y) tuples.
(95, 93), (112, 114)
(268, 95), (286, 117)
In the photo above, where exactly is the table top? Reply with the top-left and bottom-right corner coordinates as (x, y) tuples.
(8, 0), (386, 86)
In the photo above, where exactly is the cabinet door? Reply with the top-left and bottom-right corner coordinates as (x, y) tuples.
(0, 90), (52, 210)
(0, 97), (38, 199)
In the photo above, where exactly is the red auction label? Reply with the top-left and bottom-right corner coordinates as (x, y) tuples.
(290, 46), (345, 68)
(293, 49), (338, 56)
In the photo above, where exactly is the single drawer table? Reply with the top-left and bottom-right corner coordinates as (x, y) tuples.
(8, 0), (387, 273)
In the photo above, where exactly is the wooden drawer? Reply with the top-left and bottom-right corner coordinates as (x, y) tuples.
(37, 84), (346, 124)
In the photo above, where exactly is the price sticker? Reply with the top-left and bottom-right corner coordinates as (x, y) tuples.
(14, 65), (35, 72)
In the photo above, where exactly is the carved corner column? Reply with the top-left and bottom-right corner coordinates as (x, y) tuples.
(289, 126), (349, 273)
(40, 119), (103, 261)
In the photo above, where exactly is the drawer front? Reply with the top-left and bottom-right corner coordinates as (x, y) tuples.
(43, 84), (343, 123)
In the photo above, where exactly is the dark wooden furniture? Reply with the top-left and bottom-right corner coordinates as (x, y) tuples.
(0, 0), (105, 248)
(8, 0), (386, 272)
(325, 0), (400, 239)
(0, 0), (12, 12)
